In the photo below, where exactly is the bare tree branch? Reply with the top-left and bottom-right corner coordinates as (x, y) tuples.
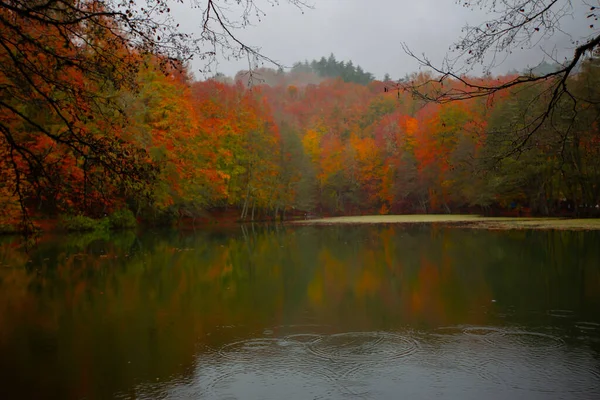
(396, 0), (600, 154)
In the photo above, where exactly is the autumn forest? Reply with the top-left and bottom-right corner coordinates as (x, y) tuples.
(2, 2), (600, 398)
(2, 2), (600, 234)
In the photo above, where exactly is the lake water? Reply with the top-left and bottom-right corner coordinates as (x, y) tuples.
(1, 224), (599, 399)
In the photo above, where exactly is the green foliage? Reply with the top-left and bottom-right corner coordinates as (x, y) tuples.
(109, 209), (138, 230)
(3, 18), (600, 224)
(62, 230), (112, 250)
(144, 210), (178, 227)
(475, 62), (600, 215)
(290, 54), (375, 85)
(59, 215), (110, 232)
(0, 223), (20, 235)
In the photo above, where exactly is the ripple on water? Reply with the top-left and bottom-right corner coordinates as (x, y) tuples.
(430, 326), (570, 388)
(207, 335), (357, 399)
(487, 353), (600, 394)
(425, 327), (507, 385)
(547, 309), (575, 318)
(181, 327), (600, 399)
(284, 333), (323, 344)
(574, 321), (600, 342)
(546, 310), (575, 318)
(462, 326), (505, 337)
(575, 321), (600, 331)
(219, 338), (306, 362)
(200, 364), (331, 400)
(483, 330), (565, 351)
(307, 331), (419, 364)
(459, 328), (600, 394)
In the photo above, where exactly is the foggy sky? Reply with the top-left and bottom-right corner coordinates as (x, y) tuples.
(169, 0), (597, 80)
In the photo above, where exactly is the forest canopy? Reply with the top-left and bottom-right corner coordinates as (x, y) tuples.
(1, 1), (599, 234)
(401, 0), (600, 154)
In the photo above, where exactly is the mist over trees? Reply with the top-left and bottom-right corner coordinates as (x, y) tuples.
(1, 1), (599, 233)
(401, 0), (600, 156)
(233, 53), (376, 87)
(0, 0), (308, 231)
(293, 54), (375, 85)
(4, 49), (600, 232)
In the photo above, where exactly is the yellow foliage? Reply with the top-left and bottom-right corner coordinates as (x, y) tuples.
(302, 129), (322, 164)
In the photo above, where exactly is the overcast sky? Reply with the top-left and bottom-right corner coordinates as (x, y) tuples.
(170, 0), (597, 80)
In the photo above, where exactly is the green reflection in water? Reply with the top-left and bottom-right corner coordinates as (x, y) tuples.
(0, 225), (599, 399)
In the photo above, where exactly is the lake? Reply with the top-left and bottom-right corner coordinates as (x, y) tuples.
(1, 224), (599, 399)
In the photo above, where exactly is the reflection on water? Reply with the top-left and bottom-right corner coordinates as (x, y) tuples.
(159, 328), (599, 400)
(0, 225), (599, 399)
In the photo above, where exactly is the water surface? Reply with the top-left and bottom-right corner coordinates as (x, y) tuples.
(1, 224), (599, 399)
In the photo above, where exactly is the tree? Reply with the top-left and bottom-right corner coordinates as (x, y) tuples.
(245, 56), (599, 216)
(306, 54), (375, 85)
(399, 0), (600, 153)
(129, 61), (227, 220)
(0, 0), (309, 228)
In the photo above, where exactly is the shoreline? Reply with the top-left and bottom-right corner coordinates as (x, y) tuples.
(4, 214), (600, 236)
(293, 215), (600, 231)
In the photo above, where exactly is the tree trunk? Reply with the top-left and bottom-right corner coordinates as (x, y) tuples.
(241, 184), (251, 220)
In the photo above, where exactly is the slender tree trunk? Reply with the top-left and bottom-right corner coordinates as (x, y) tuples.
(443, 203), (451, 214)
(83, 157), (87, 213)
(241, 200), (247, 220)
(241, 185), (251, 220)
